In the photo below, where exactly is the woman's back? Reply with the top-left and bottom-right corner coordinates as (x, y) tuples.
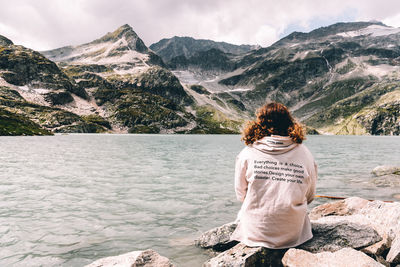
(230, 102), (317, 249)
(231, 135), (317, 248)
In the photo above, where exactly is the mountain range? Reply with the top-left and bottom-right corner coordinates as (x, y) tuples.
(0, 21), (399, 135)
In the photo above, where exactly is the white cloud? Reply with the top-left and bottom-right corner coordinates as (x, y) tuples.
(383, 13), (400, 27)
(0, 0), (400, 50)
(254, 25), (281, 47)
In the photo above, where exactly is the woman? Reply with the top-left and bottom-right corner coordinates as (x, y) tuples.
(230, 102), (317, 249)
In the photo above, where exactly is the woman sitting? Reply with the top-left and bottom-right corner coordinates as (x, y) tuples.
(230, 102), (318, 249)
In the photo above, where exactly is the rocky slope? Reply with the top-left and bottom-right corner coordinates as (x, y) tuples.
(0, 35), (110, 134)
(2, 21), (399, 135)
(165, 21), (400, 135)
(41, 24), (245, 134)
(0, 25), (243, 135)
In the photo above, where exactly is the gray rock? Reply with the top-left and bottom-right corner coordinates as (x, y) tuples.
(299, 221), (382, 253)
(84, 249), (175, 267)
(361, 233), (392, 256)
(309, 197), (369, 220)
(203, 243), (287, 267)
(370, 174), (400, 187)
(195, 222), (238, 251)
(314, 200), (400, 241)
(387, 236), (400, 264)
(372, 165), (400, 176)
(282, 248), (384, 267)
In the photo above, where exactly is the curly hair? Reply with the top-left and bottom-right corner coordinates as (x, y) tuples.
(241, 102), (305, 145)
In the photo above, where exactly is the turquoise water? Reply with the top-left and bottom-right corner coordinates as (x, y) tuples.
(0, 134), (399, 266)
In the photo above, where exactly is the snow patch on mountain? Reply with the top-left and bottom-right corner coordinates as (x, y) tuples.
(337, 24), (400, 38)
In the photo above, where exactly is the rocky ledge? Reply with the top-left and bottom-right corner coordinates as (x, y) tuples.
(196, 197), (400, 266)
(82, 196), (400, 267)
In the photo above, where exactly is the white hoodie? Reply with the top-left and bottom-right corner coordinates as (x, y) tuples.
(230, 135), (317, 249)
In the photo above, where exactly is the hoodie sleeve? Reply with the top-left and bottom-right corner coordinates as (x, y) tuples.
(306, 161), (318, 204)
(235, 152), (248, 202)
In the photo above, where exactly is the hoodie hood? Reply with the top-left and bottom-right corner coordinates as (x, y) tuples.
(251, 135), (298, 155)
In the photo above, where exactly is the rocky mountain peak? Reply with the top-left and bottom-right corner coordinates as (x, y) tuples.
(0, 35), (13, 46)
(93, 24), (148, 53)
(41, 23), (162, 69)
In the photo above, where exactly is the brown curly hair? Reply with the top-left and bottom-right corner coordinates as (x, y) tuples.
(242, 102), (305, 145)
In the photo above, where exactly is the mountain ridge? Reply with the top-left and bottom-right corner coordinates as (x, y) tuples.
(1, 21), (400, 135)
(158, 21), (400, 135)
(41, 24), (164, 70)
(0, 24), (243, 135)
(150, 36), (260, 63)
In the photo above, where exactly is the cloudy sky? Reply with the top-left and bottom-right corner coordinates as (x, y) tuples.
(1, 0), (400, 51)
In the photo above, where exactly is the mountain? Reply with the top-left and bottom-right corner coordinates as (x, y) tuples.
(150, 36), (259, 63)
(0, 34), (109, 134)
(0, 25), (243, 135)
(42, 24), (165, 70)
(2, 21), (400, 136)
(165, 21), (400, 135)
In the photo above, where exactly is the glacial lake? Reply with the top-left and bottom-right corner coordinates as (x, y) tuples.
(0, 134), (399, 266)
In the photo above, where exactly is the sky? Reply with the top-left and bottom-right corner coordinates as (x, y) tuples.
(1, 0), (400, 51)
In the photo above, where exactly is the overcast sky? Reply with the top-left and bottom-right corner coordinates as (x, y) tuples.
(1, 0), (400, 51)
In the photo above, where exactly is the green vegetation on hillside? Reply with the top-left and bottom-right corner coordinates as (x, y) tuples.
(0, 108), (51, 136)
(188, 105), (244, 134)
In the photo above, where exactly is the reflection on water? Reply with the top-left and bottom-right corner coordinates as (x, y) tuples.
(0, 134), (399, 266)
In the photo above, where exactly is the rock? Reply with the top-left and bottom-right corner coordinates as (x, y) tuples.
(349, 201), (400, 240)
(361, 233), (392, 256)
(195, 222), (238, 251)
(386, 236), (400, 264)
(299, 220), (382, 253)
(282, 248), (384, 267)
(84, 249), (175, 267)
(372, 165), (400, 176)
(203, 243), (287, 267)
(44, 91), (74, 105)
(312, 200), (400, 241)
(305, 126), (320, 135)
(198, 199), (400, 266)
(309, 197), (369, 220)
(370, 175), (400, 187)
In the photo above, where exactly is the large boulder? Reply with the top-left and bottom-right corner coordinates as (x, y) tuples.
(203, 243), (286, 267)
(199, 198), (400, 266)
(195, 222), (238, 251)
(372, 165), (400, 176)
(282, 248), (384, 267)
(299, 220), (382, 253)
(309, 197), (369, 220)
(84, 249), (175, 267)
(315, 200), (400, 241)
